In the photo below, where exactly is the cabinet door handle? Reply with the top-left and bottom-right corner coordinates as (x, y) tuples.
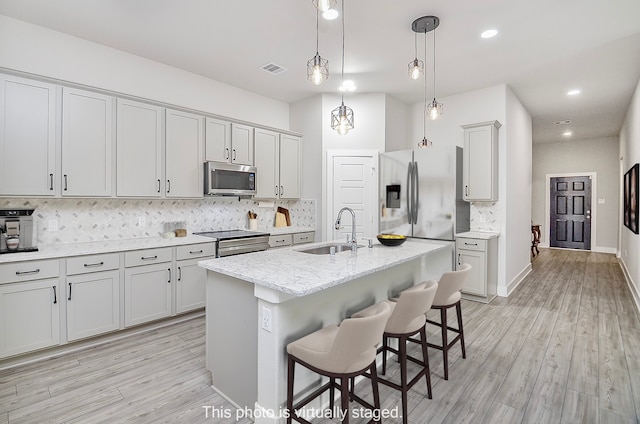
(49, 173), (54, 191)
(84, 261), (104, 268)
(465, 185), (469, 197)
(275, 185), (278, 196)
(157, 179), (161, 193)
(52, 285), (57, 304)
(464, 242), (478, 246)
(178, 266), (182, 281)
(168, 268), (171, 283)
(141, 255), (158, 261)
(16, 268), (40, 276)
(280, 185), (283, 196)
(232, 149), (237, 161)
(458, 253), (461, 266)
(64, 174), (68, 191)
(68, 282), (72, 301)
(167, 179), (171, 193)
(189, 249), (203, 254)
(225, 148), (230, 160)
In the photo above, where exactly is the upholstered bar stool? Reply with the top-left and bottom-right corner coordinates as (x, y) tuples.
(425, 263), (471, 380)
(352, 280), (438, 424)
(286, 302), (391, 424)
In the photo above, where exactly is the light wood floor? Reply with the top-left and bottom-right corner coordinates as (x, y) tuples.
(1, 248), (639, 423)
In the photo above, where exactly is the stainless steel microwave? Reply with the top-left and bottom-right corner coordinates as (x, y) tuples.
(205, 162), (257, 196)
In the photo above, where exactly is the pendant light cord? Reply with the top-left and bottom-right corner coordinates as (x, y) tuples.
(432, 28), (437, 99)
(340, 0), (345, 104)
(315, 10), (319, 54)
(423, 29), (427, 137)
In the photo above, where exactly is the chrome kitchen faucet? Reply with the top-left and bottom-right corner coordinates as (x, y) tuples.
(334, 207), (357, 245)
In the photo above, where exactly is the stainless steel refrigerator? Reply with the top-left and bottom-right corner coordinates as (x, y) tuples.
(380, 145), (470, 242)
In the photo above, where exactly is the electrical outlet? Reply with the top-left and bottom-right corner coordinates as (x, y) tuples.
(48, 219), (58, 232)
(138, 216), (146, 227)
(262, 307), (272, 332)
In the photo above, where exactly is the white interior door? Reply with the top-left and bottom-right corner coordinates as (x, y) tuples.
(327, 151), (378, 242)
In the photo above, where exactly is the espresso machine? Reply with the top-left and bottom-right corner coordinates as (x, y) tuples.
(0, 209), (38, 254)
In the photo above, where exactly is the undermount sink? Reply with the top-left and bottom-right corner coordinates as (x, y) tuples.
(298, 243), (363, 255)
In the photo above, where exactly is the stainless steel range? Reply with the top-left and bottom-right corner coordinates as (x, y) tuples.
(194, 229), (270, 257)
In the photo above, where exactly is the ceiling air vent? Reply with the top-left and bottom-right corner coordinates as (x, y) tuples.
(261, 63), (288, 75)
(554, 120), (572, 125)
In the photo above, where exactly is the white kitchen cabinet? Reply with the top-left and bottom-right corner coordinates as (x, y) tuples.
(124, 248), (172, 327)
(0, 75), (58, 196)
(0, 258), (61, 358)
(116, 99), (163, 197)
(254, 129), (301, 199)
(293, 231), (315, 245)
(230, 123), (254, 165)
(175, 243), (215, 314)
(456, 234), (498, 303)
(165, 109), (204, 198)
(206, 118), (254, 165)
(462, 120), (501, 202)
(66, 253), (120, 341)
(269, 234), (293, 248)
(62, 87), (114, 197)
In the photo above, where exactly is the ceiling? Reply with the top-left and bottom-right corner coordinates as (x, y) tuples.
(1, 0), (640, 144)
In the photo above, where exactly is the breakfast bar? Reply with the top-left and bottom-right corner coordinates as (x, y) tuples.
(199, 239), (452, 423)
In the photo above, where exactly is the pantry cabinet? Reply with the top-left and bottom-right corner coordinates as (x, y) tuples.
(165, 109), (204, 198)
(254, 129), (300, 199)
(0, 75), (58, 196)
(66, 253), (120, 341)
(462, 121), (500, 202)
(0, 259), (61, 358)
(116, 99), (163, 197)
(61, 87), (114, 197)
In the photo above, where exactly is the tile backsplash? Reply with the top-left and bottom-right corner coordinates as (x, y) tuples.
(0, 197), (315, 246)
(470, 202), (500, 232)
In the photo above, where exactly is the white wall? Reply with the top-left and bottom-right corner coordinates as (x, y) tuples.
(532, 136), (620, 251)
(0, 15), (289, 129)
(384, 94), (411, 152)
(619, 76), (640, 310)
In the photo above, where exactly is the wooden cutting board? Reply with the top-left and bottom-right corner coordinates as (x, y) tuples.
(275, 212), (287, 227)
(277, 207), (291, 226)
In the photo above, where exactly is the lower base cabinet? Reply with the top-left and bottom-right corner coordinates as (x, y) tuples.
(456, 235), (498, 303)
(175, 258), (209, 314)
(0, 279), (60, 358)
(67, 270), (120, 341)
(124, 262), (172, 327)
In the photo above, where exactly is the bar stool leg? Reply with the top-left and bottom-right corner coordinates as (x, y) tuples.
(286, 356), (295, 424)
(370, 362), (381, 424)
(456, 302), (466, 358)
(399, 335), (409, 424)
(382, 335), (388, 375)
(441, 307), (449, 380)
(341, 376), (350, 424)
(420, 326), (432, 399)
(330, 377), (335, 415)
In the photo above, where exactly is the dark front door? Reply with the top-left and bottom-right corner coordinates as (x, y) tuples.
(550, 176), (592, 250)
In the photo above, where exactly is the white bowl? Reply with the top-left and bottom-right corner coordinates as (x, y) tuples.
(6, 237), (19, 250)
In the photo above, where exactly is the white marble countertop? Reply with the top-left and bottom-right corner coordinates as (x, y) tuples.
(199, 239), (447, 297)
(456, 231), (500, 240)
(0, 235), (214, 264)
(255, 226), (315, 235)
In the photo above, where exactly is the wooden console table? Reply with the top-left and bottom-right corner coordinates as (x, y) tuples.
(531, 224), (541, 257)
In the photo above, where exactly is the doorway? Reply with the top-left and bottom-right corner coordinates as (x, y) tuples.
(326, 151), (378, 241)
(549, 175), (592, 250)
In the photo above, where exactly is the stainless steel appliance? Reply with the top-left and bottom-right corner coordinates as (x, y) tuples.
(0, 209), (38, 254)
(205, 162), (257, 196)
(194, 229), (270, 257)
(380, 146), (470, 241)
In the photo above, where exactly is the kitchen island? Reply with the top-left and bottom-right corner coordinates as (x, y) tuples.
(198, 239), (452, 423)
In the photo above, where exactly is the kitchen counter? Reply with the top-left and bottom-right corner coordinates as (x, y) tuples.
(0, 235), (213, 264)
(201, 239), (453, 421)
(257, 226), (315, 236)
(199, 239), (446, 298)
(456, 230), (500, 239)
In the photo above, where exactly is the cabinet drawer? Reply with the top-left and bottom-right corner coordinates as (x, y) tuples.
(293, 232), (314, 245)
(176, 243), (215, 260)
(66, 253), (120, 275)
(269, 234), (293, 248)
(124, 247), (172, 267)
(456, 238), (487, 252)
(0, 259), (59, 284)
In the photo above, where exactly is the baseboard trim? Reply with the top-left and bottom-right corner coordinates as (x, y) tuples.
(497, 263), (532, 297)
(538, 243), (616, 254)
(618, 258), (640, 316)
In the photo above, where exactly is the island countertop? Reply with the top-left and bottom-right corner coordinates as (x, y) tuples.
(198, 239), (448, 297)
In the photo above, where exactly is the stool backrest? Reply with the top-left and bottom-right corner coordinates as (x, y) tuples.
(386, 280), (438, 334)
(328, 302), (391, 373)
(433, 263), (472, 306)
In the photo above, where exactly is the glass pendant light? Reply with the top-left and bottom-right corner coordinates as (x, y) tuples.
(408, 31), (424, 80)
(417, 26), (431, 149)
(331, 0), (354, 135)
(312, 0), (336, 12)
(427, 23), (444, 120)
(307, 10), (328, 85)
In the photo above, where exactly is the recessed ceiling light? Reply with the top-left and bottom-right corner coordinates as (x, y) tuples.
(567, 89), (581, 96)
(481, 29), (498, 39)
(339, 80), (356, 92)
(563, 130), (573, 137)
(323, 9), (339, 20)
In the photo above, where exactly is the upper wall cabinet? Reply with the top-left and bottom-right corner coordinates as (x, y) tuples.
(462, 120), (501, 202)
(0, 75), (58, 196)
(62, 88), (114, 197)
(116, 99), (163, 197)
(205, 118), (254, 166)
(254, 129), (300, 199)
(165, 109), (204, 198)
